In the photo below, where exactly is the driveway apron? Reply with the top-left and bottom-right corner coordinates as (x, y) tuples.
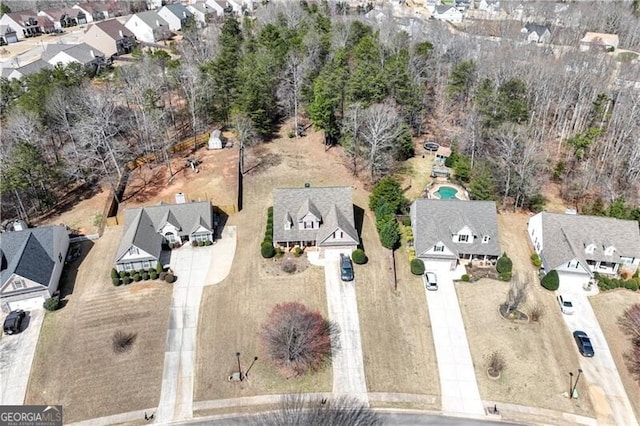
(424, 262), (485, 417)
(0, 309), (44, 405)
(559, 279), (638, 426)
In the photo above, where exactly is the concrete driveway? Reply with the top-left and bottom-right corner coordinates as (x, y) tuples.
(156, 227), (237, 424)
(558, 280), (638, 426)
(0, 309), (44, 405)
(423, 262), (485, 418)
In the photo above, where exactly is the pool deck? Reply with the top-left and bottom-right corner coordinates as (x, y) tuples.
(427, 182), (469, 200)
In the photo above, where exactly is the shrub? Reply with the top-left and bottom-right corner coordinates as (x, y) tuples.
(198, 240), (205, 247)
(156, 262), (163, 274)
(621, 270), (632, 280)
(142, 272), (150, 280)
(119, 271), (128, 279)
(541, 270), (559, 291)
(261, 241), (276, 258)
(377, 217), (401, 250)
(402, 217), (411, 227)
(499, 271), (513, 282)
(112, 330), (137, 354)
(530, 303), (544, 322)
(165, 273), (175, 283)
(496, 254), (513, 274)
(487, 351), (506, 377)
(625, 280), (639, 291)
(191, 240), (198, 247)
(282, 262), (297, 273)
(351, 249), (367, 265)
(530, 253), (542, 267)
(111, 268), (119, 280)
(461, 274), (470, 282)
(159, 272), (167, 281)
(411, 258), (425, 275)
(287, 130), (296, 138)
(275, 246), (284, 258)
(292, 246), (303, 257)
(168, 242), (175, 249)
(150, 270), (158, 280)
(205, 239), (212, 246)
(112, 276), (121, 286)
(133, 273), (141, 282)
(123, 276), (132, 285)
(43, 296), (60, 312)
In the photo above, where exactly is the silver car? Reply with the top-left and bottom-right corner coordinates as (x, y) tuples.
(557, 294), (575, 315)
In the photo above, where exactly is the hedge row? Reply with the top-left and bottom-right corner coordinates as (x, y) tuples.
(262, 206), (276, 258)
(597, 275), (640, 292)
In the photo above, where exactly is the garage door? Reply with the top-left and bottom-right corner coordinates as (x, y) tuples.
(423, 258), (457, 272)
(558, 272), (590, 291)
(323, 248), (354, 260)
(8, 297), (45, 312)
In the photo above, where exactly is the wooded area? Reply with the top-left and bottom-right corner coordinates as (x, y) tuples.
(1, 1), (639, 223)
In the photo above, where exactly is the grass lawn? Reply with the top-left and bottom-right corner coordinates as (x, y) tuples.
(456, 212), (594, 418)
(591, 289), (640, 421)
(25, 227), (173, 422)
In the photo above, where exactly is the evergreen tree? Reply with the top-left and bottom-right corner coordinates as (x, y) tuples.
(447, 60), (476, 102)
(468, 167), (496, 201)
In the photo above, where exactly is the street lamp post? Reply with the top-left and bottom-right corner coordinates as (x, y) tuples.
(245, 356), (258, 378)
(569, 372), (574, 397)
(236, 352), (243, 381)
(571, 368), (583, 398)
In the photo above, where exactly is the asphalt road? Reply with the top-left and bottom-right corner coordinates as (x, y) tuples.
(181, 412), (516, 425)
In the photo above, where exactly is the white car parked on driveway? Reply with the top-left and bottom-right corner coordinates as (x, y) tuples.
(556, 294), (575, 314)
(423, 272), (438, 291)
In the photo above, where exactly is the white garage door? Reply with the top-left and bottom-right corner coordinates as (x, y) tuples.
(423, 258), (457, 272)
(8, 297), (45, 312)
(558, 272), (590, 291)
(323, 248), (354, 260)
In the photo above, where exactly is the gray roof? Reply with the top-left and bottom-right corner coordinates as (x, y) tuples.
(115, 201), (213, 263)
(0, 24), (17, 35)
(0, 226), (63, 290)
(539, 212), (640, 271)
(163, 3), (193, 19)
(43, 42), (104, 65)
(15, 59), (52, 76)
(273, 187), (359, 247)
(524, 23), (550, 37)
(88, 19), (134, 40)
(434, 5), (456, 14)
(133, 10), (170, 29)
(1, 66), (14, 78)
(411, 199), (501, 258)
(189, 3), (211, 14)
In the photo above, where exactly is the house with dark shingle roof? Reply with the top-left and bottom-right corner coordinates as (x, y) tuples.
(272, 186), (359, 254)
(84, 19), (136, 57)
(8, 59), (52, 80)
(0, 225), (70, 311)
(528, 212), (640, 284)
(125, 10), (171, 44)
(42, 43), (106, 71)
(114, 201), (214, 272)
(521, 23), (551, 44)
(0, 12), (53, 40)
(410, 200), (501, 271)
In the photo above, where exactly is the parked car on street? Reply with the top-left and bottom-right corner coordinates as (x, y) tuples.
(423, 141), (439, 151)
(557, 294), (575, 315)
(3, 310), (26, 335)
(573, 330), (595, 357)
(423, 271), (438, 291)
(340, 254), (354, 282)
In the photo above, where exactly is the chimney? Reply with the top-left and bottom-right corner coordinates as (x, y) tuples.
(119, 29), (123, 38)
(90, 49), (95, 57)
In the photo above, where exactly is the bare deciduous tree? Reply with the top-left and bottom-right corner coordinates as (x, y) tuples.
(618, 303), (640, 344)
(501, 274), (527, 317)
(261, 302), (340, 376)
(360, 101), (403, 181)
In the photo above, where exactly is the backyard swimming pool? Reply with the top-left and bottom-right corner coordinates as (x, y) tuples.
(435, 186), (458, 200)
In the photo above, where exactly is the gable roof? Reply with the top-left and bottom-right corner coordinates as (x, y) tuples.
(434, 5), (458, 14)
(0, 24), (17, 35)
(580, 32), (619, 46)
(538, 212), (640, 270)
(43, 42), (104, 65)
(0, 226), (64, 288)
(189, 2), (212, 14)
(40, 8), (81, 21)
(86, 19), (134, 40)
(162, 3), (193, 20)
(131, 10), (170, 29)
(115, 201), (213, 262)
(273, 186), (359, 246)
(524, 23), (549, 37)
(14, 59), (52, 77)
(412, 199), (501, 257)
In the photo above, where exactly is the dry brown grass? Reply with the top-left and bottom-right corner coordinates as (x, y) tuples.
(456, 212), (594, 417)
(25, 227), (173, 422)
(591, 289), (640, 421)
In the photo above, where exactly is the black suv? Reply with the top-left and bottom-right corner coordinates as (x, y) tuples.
(3, 310), (26, 335)
(340, 254), (354, 282)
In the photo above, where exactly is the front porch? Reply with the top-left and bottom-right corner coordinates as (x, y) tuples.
(459, 253), (498, 267)
(587, 260), (619, 275)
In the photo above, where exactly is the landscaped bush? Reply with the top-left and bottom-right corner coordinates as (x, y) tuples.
(496, 254), (513, 274)
(43, 296), (60, 312)
(123, 276), (132, 285)
(112, 276), (121, 286)
(150, 270), (158, 280)
(142, 272), (150, 280)
(205, 240), (213, 246)
(133, 273), (142, 282)
(598, 274), (640, 291)
(292, 246), (303, 257)
(411, 258), (425, 275)
(168, 242), (175, 249)
(156, 262), (163, 274)
(111, 268), (119, 281)
(119, 271), (128, 279)
(261, 240), (276, 258)
(352, 249), (367, 265)
(191, 240), (198, 247)
(198, 240), (205, 247)
(159, 272), (167, 281)
(499, 271), (513, 282)
(165, 273), (175, 283)
(275, 246), (284, 258)
(402, 217), (411, 227)
(530, 253), (542, 267)
(540, 270), (559, 291)
(461, 274), (470, 282)
(282, 262), (297, 273)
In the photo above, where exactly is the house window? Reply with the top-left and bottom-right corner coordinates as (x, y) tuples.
(124, 263), (134, 271)
(142, 260), (151, 269)
(12, 278), (25, 290)
(458, 234), (469, 242)
(434, 245), (444, 252)
(129, 246), (139, 255)
(194, 234), (210, 242)
(482, 236), (490, 243)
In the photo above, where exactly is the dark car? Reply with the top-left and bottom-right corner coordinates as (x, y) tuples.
(573, 330), (595, 357)
(340, 254), (354, 282)
(3, 310), (26, 335)
(423, 141), (439, 151)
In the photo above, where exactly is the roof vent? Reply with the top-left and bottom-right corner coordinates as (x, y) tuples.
(175, 192), (186, 204)
(304, 183), (310, 188)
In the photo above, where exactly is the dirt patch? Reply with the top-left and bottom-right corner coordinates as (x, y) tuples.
(25, 227), (173, 422)
(591, 290), (640, 421)
(260, 254), (310, 278)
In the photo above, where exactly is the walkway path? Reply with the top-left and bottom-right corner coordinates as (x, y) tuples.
(310, 251), (368, 402)
(155, 227), (236, 424)
(424, 262), (485, 418)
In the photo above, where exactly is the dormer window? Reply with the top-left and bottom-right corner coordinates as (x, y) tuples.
(585, 243), (596, 254)
(482, 235), (490, 243)
(129, 246), (139, 255)
(458, 234), (469, 243)
(434, 244), (444, 252)
(604, 245), (615, 256)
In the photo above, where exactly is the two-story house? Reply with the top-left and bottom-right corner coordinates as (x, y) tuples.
(42, 42), (106, 74)
(431, 5), (464, 23)
(0, 12), (54, 40)
(272, 186), (360, 255)
(528, 212), (640, 286)
(125, 11), (171, 44)
(83, 19), (136, 57)
(114, 201), (214, 272)
(410, 200), (501, 271)
(521, 23), (551, 44)
(158, 4), (193, 32)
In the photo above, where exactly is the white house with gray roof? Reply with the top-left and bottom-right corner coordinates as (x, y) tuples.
(410, 200), (501, 271)
(272, 186), (359, 254)
(528, 212), (640, 283)
(42, 43), (106, 71)
(114, 201), (213, 272)
(158, 4), (193, 31)
(125, 11), (171, 44)
(0, 225), (69, 312)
